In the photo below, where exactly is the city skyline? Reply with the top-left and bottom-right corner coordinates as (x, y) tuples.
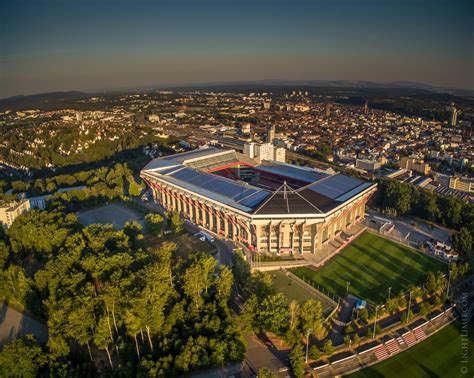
(1, 0), (473, 98)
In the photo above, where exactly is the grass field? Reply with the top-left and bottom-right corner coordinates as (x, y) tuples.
(270, 270), (336, 312)
(348, 321), (474, 378)
(270, 270), (318, 303)
(291, 231), (446, 304)
(127, 175), (144, 196)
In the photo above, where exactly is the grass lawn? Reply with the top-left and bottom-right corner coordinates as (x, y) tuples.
(270, 270), (336, 313)
(127, 175), (144, 196)
(348, 321), (474, 378)
(291, 231), (446, 304)
(270, 270), (317, 303)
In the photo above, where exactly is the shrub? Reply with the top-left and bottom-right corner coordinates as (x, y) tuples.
(322, 340), (334, 355)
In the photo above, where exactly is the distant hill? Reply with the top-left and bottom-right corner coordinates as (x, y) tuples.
(0, 91), (89, 111)
(164, 80), (474, 97)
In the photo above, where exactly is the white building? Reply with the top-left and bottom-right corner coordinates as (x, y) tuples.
(244, 142), (286, 163)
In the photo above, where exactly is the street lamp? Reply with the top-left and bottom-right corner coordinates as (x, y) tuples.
(446, 269), (451, 301)
(388, 287), (392, 301)
(305, 328), (312, 363)
(406, 291), (413, 323)
(372, 305), (379, 339)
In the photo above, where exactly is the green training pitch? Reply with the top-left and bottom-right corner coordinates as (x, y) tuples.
(269, 269), (336, 313)
(347, 321), (474, 378)
(270, 269), (316, 303)
(291, 231), (446, 304)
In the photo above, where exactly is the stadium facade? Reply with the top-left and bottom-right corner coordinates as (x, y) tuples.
(140, 147), (377, 254)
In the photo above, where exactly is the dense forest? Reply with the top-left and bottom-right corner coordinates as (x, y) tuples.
(0, 204), (244, 376)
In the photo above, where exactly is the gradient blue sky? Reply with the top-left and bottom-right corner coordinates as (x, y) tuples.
(1, 0), (472, 98)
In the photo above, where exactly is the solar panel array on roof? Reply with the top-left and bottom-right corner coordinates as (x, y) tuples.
(256, 164), (328, 184)
(306, 174), (363, 199)
(162, 167), (270, 210)
(335, 182), (372, 202)
(240, 190), (270, 208)
(158, 166), (184, 175)
(162, 147), (221, 163)
(142, 159), (179, 172)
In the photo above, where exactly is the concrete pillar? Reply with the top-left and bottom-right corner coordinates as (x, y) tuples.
(195, 202), (200, 224)
(299, 223), (305, 254)
(176, 195), (181, 214)
(255, 224), (262, 251)
(268, 223), (273, 253)
(170, 192), (176, 211)
(208, 206), (214, 231)
(277, 222), (282, 253)
(316, 223), (323, 252)
(291, 222), (296, 252)
(224, 217), (229, 238)
(164, 189), (169, 209)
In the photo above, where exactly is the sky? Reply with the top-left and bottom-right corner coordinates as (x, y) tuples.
(0, 0), (473, 98)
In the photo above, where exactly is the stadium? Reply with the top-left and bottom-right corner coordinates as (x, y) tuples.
(140, 147), (377, 254)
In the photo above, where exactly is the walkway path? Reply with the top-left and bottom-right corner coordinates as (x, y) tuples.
(0, 301), (48, 347)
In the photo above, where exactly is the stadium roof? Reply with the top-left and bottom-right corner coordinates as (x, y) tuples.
(256, 162), (328, 183)
(142, 148), (375, 215)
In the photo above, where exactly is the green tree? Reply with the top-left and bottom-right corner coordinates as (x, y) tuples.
(182, 255), (217, 310)
(258, 367), (276, 378)
(94, 316), (114, 369)
(259, 293), (289, 335)
(144, 213), (164, 236)
(418, 302), (431, 317)
(215, 265), (233, 304)
(0, 265), (31, 305)
(289, 345), (305, 378)
(322, 340), (334, 355)
(352, 333), (361, 347)
(288, 300), (300, 332)
(168, 211), (183, 233)
(453, 227), (472, 255)
(0, 240), (10, 269)
(123, 221), (143, 246)
(0, 335), (47, 378)
(358, 307), (369, 322)
(241, 294), (260, 333)
(383, 180), (412, 215)
(344, 335), (352, 349)
(308, 345), (320, 360)
(299, 300), (324, 337)
(397, 291), (407, 308)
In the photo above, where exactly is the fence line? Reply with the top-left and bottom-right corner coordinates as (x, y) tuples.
(285, 270), (339, 308)
(364, 223), (448, 265)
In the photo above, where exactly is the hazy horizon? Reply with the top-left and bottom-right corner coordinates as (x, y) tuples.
(1, 0), (473, 98)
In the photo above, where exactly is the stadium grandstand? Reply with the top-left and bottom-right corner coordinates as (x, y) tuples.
(141, 147), (377, 254)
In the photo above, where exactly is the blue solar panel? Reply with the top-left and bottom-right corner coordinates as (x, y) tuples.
(240, 190), (270, 207)
(162, 147), (221, 163)
(307, 174), (363, 199)
(159, 166), (183, 175)
(257, 164), (328, 183)
(145, 157), (272, 211)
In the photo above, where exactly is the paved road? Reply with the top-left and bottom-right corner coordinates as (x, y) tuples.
(327, 295), (358, 346)
(0, 302), (48, 347)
